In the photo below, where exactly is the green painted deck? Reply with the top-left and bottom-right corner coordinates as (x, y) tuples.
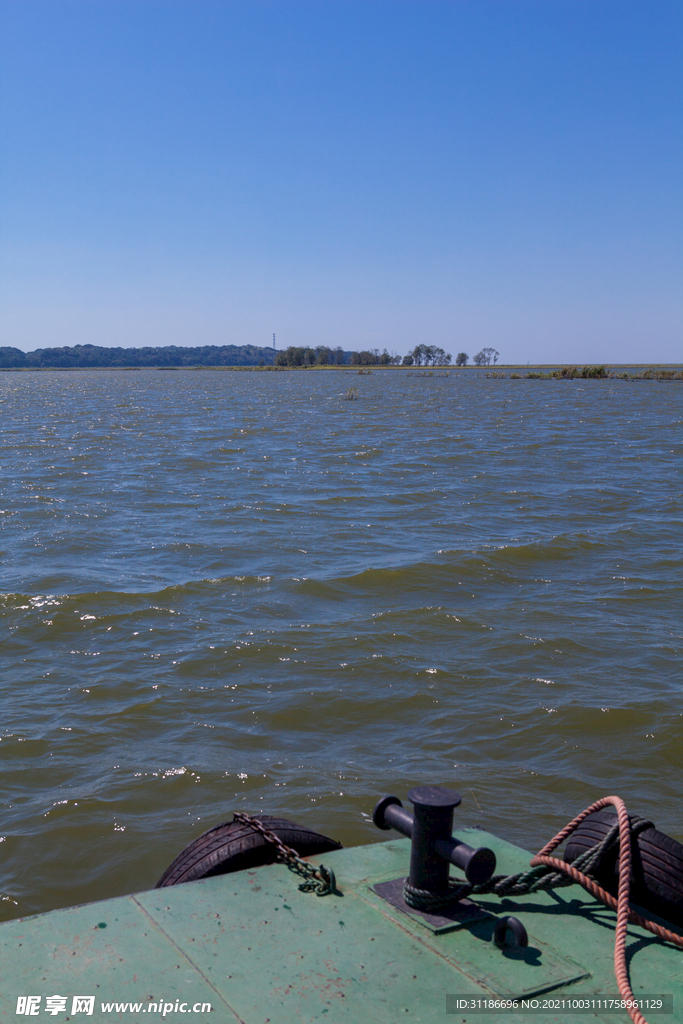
(1, 829), (679, 1023)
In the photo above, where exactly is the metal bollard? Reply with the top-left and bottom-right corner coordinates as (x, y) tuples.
(373, 785), (496, 891)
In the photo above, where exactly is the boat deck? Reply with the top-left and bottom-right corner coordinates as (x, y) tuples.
(1, 828), (678, 1022)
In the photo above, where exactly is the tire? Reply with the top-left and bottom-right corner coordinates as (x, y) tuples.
(564, 809), (683, 927)
(156, 815), (342, 888)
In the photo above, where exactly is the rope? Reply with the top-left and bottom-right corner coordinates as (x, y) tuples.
(403, 797), (682, 1024)
(402, 812), (651, 911)
(529, 796), (682, 1024)
(403, 878), (472, 911)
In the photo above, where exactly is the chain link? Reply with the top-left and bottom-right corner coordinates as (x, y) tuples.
(233, 812), (339, 897)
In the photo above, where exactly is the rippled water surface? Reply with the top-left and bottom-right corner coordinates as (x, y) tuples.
(1, 368), (680, 921)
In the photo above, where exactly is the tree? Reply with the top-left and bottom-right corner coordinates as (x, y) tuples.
(409, 344), (451, 366)
(351, 350), (378, 365)
(276, 346), (303, 366)
(275, 346), (315, 366)
(455, 352), (468, 366)
(474, 347), (500, 366)
(402, 354), (414, 366)
(0, 347), (26, 368)
(430, 346), (451, 365)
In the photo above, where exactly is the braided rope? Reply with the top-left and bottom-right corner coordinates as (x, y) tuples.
(403, 878), (471, 911)
(529, 796), (683, 1024)
(401, 797), (681, 1024)
(402, 812), (647, 910)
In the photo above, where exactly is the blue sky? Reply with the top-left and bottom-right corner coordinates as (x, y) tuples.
(1, 0), (681, 362)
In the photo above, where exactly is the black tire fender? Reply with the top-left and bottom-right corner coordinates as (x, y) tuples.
(156, 815), (342, 888)
(564, 809), (683, 927)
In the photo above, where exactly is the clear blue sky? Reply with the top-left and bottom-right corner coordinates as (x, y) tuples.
(1, 0), (681, 362)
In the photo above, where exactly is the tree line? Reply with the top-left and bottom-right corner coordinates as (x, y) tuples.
(275, 346), (355, 366)
(275, 346), (401, 366)
(0, 344), (278, 368)
(401, 344), (451, 366)
(453, 348), (500, 367)
(1, 342), (501, 369)
(402, 345), (501, 366)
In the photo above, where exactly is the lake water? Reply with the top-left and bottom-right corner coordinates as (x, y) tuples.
(1, 368), (680, 921)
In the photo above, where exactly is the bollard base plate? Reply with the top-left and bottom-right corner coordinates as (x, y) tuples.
(372, 877), (491, 934)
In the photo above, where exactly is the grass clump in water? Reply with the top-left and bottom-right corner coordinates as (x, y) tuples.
(634, 368), (683, 381)
(517, 365), (681, 381)
(526, 365), (607, 380)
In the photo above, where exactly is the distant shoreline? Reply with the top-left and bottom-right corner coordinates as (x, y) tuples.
(1, 362), (681, 377)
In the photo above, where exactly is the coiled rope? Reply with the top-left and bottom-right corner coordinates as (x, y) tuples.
(404, 797), (682, 1024)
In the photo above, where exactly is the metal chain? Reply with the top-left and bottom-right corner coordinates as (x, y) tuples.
(403, 814), (654, 913)
(233, 812), (339, 897)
